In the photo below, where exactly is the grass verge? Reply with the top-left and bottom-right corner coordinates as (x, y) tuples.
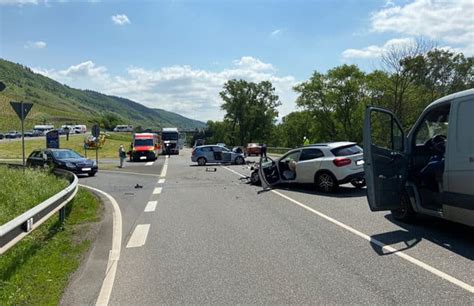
(0, 132), (132, 160)
(0, 166), (69, 225)
(0, 187), (101, 305)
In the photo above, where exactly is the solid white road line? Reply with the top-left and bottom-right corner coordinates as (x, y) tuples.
(160, 164), (168, 177)
(158, 178), (166, 184)
(126, 224), (150, 248)
(153, 187), (162, 195)
(144, 201), (157, 212)
(220, 166), (474, 294)
(79, 184), (123, 306)
(145, 161), (154, 166)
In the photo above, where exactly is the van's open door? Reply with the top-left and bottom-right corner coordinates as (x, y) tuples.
(364, 107), (408, 211)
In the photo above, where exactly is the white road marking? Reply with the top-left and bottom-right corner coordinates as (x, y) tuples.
(153, 187), (162, 195)
(160, 164), (168, 177)
(144, 201), (157, 212)
(79, 185), (123, 306)
(126, 224), (150, 248)
(158, 178), (165, 184)
(220, 166), (474, 294)
(145, 161), (154, 166)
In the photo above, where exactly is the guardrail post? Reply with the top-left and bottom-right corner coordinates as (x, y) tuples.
(59, 207), (66, 223)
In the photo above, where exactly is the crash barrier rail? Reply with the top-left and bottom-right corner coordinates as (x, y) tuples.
(267, 147), (292, 155)
(0, 164), (79, 254)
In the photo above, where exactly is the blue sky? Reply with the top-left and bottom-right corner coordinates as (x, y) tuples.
(1, 0), (473, 121)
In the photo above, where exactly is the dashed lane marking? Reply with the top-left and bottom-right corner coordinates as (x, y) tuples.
(144, 201), (157, 212)
(126, 224), (150, 248)
(158, 178), (165, 184)
(153, 187), (162, 195)
(145, 161), (154, 166)
(220, 166), (474, 294)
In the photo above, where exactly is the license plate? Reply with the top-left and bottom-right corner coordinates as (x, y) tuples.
(82, 167), (91, 171)
(140, 156), (147, 160)
(356, 160), (364, 166)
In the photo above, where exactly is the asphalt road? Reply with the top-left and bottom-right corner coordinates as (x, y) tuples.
(73, 149), (473, 304)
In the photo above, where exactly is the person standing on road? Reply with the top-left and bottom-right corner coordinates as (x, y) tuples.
(119, 144), (126, 168)
(261, 143), (267, 159)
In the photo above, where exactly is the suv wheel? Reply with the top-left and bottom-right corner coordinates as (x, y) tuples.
(197, 157), (206, 166)
(316, 172), (338, 193)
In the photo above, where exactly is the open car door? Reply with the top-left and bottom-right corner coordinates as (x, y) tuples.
(258, 156), (282, 189)
(364, 107), (408, 211)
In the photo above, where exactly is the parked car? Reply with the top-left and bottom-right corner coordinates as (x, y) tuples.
(251, 142), (365, 192)
(0, 133), (4, 140)
(246, 143), (262, 156)
(5, 130), (21, 139)
(27, 148), (98, 176)
(191, 145), (245, 166)
(24, 130), (42, 137)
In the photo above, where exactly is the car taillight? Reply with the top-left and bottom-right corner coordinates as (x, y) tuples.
(333, 158), (351, 167)
(192, 149), (196, 156)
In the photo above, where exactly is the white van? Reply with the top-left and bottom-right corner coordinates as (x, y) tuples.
(363, 89), (474, 227)
(113, 125), (133, 132)
(73, 125), (87, 134)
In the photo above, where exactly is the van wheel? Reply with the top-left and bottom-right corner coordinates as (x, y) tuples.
(391, 193), (416, 223)
(235, 156), (244, 165)
(316, 172), (338, 193)
(197, 157), (206, 166)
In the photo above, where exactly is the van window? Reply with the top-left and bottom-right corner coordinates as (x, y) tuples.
(456, 99), (474, 153)
(415, 104), (450, 145)
(134, 139), (154, 146)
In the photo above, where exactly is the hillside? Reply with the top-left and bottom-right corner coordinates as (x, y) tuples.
(0, 59), (206, 131)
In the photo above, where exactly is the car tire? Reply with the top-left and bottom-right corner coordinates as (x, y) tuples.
(250, 170), (261, 185)
(350, 178), (366, 189)
(391, 192), (416, 223)
(316, 172), (338, 193)
(235, 156), (244, 165)
(197, 157), (206, 166)
(88, 172), (96, 177)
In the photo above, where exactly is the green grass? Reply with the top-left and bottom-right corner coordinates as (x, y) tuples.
(0, 166), (69, 225)
(0, 133), (132, 160)
(0, 187), (101, 305)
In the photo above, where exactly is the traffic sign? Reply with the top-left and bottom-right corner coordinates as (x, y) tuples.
(10, 101), (33, 120)
(92, 124), (100, 138)
(46, 130), (60, 149)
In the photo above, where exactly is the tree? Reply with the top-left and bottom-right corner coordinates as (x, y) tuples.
(220, 79), (281, 146)
(294, 64), (367, 143)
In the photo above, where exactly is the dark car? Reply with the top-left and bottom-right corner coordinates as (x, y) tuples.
(27, 148), (98, 176)
(5, 130), (21, 139)
(24, 130), (42, 137)
(0, 133), (4, 140)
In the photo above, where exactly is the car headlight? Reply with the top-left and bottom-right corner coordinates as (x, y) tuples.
(66, 162), (75, 168)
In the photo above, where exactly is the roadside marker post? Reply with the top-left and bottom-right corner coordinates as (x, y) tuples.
(92, 124), (100, 166)
(10, 101), (33, 167)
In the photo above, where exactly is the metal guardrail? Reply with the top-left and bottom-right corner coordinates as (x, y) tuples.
(0, 166), (79, 254)
(267, 147), (292, 155)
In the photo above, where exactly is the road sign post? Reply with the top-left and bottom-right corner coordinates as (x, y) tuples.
(10, 101), (33, 166)
(92, 124), (100, 166)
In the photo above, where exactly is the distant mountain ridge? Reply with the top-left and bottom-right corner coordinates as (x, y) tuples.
(0, 59), (206, 131)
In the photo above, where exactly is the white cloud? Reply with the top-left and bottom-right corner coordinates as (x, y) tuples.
(33, 57), (298, 121)
(270, 29), (282, 37)
(342, 37), (415, 59)
(111, 14), (130, 26)
(371, 0), (474, 55)
(24, 41), (47, 49)
(0, 0), (38, 5)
